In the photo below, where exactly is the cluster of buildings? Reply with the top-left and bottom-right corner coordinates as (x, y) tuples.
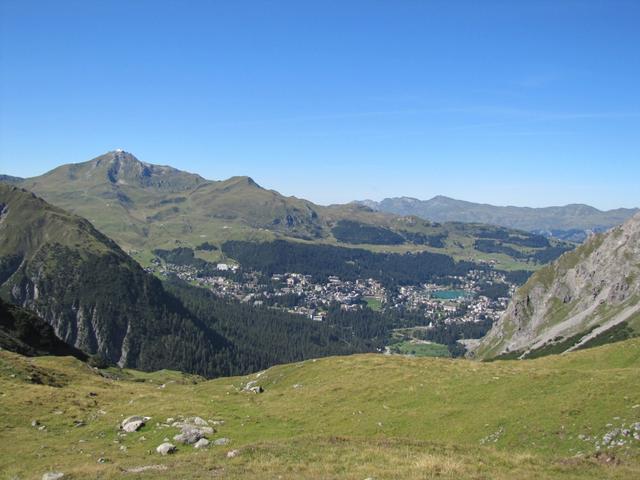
(148, 258), (515, 326)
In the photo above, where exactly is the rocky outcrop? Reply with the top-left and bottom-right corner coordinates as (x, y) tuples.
(473, 212), (640, 359)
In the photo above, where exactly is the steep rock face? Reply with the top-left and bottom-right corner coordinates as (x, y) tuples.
(0, 297), (88, 359)
(0, 184), (229, 371)
(473, 212), (640, 359)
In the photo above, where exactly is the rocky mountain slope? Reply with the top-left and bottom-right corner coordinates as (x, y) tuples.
(360, 196), (638, 241)
(2, 150), (572, 270)
(0, 298), (87, 359)
(473, 212), (640, 359)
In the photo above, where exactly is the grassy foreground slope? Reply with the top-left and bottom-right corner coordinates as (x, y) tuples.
(1, 340), (639, 479)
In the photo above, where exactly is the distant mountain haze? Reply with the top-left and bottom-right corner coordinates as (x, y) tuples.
(358, 196), (638, 242)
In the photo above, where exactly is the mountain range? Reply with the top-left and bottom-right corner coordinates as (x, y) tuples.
(2, 151), (639, 371)
(358, 196), (638, 242)
(2, 150), (574, 272)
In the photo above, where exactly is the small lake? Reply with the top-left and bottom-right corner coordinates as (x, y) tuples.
(430, 289), (473, 300)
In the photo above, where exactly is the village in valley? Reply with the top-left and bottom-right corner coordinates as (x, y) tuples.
(146, 255), (516, 335)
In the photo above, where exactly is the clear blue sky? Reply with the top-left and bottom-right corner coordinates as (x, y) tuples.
(1, 0), (639, 209)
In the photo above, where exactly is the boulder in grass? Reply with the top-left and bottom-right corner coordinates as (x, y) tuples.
(156, 442), (176, 455)
(173, 426), (206, 445)
(185, 416), (208, 426)
(121, 416), (149, 432)
(194, 438), (210, 449)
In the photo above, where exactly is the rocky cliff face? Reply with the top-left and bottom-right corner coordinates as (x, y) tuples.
(0, 297), (88, 359)
(473, 212), (640, 359)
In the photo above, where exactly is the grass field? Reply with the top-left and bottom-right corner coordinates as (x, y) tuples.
(363, 296), (383, 311)
(1, 339), (639, 479)
(388, 340), (451, 357)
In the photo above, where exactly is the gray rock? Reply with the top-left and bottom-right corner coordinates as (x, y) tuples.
(186, 416), (208, 426)
(156, 442), (176, 455)
(227, 449), (240, 458)
(121, 415), (149, 432)
(243, 380), (264, 393)
(196, 425), (214, 435)
(194, 438), (210, 449)
(42, 473), (64, 480)
(174, 426), (206, 445)
(214, 437), (230, 446)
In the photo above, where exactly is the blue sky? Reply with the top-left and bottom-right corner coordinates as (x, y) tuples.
(1, 0), (639, 209)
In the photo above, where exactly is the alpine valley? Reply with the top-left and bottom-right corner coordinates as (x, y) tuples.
(1, 151), (640, 479)
(0, 151), (582, 368)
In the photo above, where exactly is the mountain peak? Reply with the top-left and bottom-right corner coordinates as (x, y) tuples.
(79, 151), (205, 192)
(224, 175), (262, 189)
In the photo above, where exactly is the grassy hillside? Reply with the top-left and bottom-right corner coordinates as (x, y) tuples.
(1, 339), (639, 479)
(6, 150), (573, 271)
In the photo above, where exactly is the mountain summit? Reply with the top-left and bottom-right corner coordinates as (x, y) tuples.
(27, 150), (206, 193)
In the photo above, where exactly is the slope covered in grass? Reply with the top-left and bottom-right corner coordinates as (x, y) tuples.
(1, 339), (639, 479)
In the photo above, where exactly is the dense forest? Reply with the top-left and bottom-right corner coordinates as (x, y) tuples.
(474, 238), (572, 263)
(165, 279), (389, 374)
(331, 220), (405, 245)
(221, 240), (480, 286)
